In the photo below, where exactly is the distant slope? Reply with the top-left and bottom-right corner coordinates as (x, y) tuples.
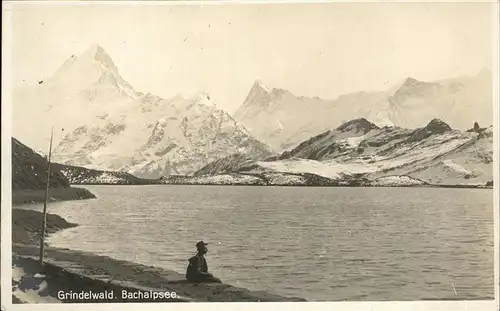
(374, 126), (493, 185)
(195, 119), (493, 186)
(193, 154), (256, 176)
(234, 70), (492, 152)
(270, 118), (381, 161)
(52, 163), (158, 185)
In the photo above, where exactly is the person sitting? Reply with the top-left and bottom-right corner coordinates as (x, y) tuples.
(185, 241), (222, 283)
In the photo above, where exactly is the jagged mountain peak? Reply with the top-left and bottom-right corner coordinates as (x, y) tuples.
(391, 77), (440, 97)
(238, 80), (272, 112)
(405, 118), (453, 144)
(336, 118), (380, 134)
(46, 45), (136, 97)
(81, 44), (119, 73)
(252, 80), (270, 93)
(244, 81), (295, 104)
(53, 44), (118, 78)
(424, 118), (452, 133)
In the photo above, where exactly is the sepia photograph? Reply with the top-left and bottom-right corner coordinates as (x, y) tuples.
(1, 1), (498, 309)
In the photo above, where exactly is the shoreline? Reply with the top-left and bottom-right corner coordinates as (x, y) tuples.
(12, 187), (96, 205)
(11, 209), (306, 303)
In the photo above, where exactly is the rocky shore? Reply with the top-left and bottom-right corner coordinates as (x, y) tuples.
(12, 209), (78, 245)
(12, 187), (96, 205)
(11, 209), (306, 303)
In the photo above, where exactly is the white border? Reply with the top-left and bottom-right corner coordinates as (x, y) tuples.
(1, 1), (499, 311)
(1, 0), (499, 6)
(1, 3), (14, 311)
(5, 301), (500, 311)
(492, 2), (500, 311)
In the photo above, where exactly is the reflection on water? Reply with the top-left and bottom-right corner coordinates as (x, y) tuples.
(17, 185), (494, 301)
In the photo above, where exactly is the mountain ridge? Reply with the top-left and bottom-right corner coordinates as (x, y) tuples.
(195, 118), (493, 187)
(234, 71), (492, 152)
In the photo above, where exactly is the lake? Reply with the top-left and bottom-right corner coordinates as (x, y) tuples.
(16, 185), (494, 301)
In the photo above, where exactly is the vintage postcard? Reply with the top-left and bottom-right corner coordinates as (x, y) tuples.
(1, 1), (498, 310)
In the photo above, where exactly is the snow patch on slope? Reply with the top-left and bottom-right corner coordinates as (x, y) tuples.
(371, 176), (426, 187)
(62, 171), (124, 184)
(344, 135), (366, 148)
(263, 173), (307, 186)
(442, 160), (474, 176)
(257, 159), (344, 180)
(160, 174), (264, 185)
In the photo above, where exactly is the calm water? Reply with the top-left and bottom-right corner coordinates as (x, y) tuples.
(17, 185), (494, 301)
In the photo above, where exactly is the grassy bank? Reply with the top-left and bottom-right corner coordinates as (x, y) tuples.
(12, 187), (96, 205)
(12, 209), (78, 245)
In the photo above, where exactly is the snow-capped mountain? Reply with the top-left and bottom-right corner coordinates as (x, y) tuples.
(234, 70), (492, 152)
(13, 45), (272, 178)
(196, 118), (493, 186)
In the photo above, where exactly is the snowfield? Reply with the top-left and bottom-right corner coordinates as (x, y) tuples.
(59, 168), (129, 184)
(371, 176), (427, 187)
(257, 159), (344, 180)
(70, 172), (124, 184)
(186, 174), (264, 185)
(263, 173), (308, 186)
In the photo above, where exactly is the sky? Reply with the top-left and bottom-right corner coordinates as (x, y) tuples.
(6, 1), (496, 113)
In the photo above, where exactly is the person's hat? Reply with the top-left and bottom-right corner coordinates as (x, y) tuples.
(196, 241), (208, 249)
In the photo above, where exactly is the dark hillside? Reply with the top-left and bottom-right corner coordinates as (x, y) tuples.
(12, 137), (95, 204)
(12, 138), (70, 190)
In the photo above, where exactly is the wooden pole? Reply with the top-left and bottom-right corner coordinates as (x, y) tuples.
(39, 127), (54, 264)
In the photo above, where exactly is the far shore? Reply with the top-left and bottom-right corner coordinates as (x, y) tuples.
(57, 162), (493, 190)
(63, 181), (493, 190)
